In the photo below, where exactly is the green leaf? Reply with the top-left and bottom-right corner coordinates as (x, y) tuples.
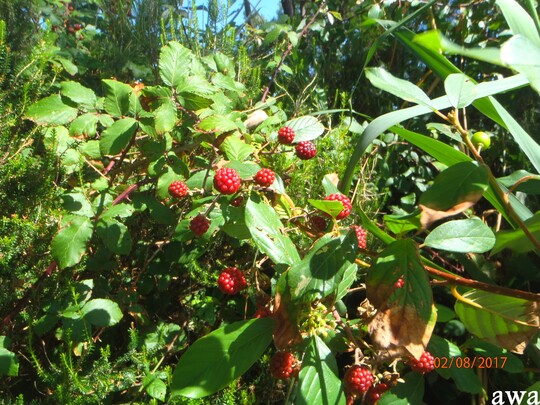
(383, 211), (421, 235)
(225, 161), (260, 179)
(419, 162), (489, 226)
(178, 93), (214, 110)
(286, 115), (325, 142)
(81, 298), (123, 327)
(492, 212), (540, 254)
(78, 140), (101, 159)
(159, 41), (193, 88)
(221, 136), (255, 161)
(424, 218), (496, 253)
(444, 74), (477, 108)
(377, 372), (424, 405)
(96, 218), (132, 255)
(367, 239), (434, 358)
(0, 347), (19, 377)
(51, 215), (94, 269)
(496, 0), (540, 47)
(102, 79), (133, 117)
(171, 318), (274, 399)
(197, 114), (238, 133)
(465, 339), (524, 373)
(322, 174), (340, 195)
(99, 118), (138, 155)
(133, 195), (177, 225)
(365, 67), (431, 106)
(428, 335), (482, 393)
(100, 203), (134, 220)
(281, 234), (357, 304)
(454, 289), (540, 353)
(61, 81), (97, 108)
(154, 100), (177, 134)
(296, 336), (345, 405)
(245, 197), (300, 267)
(519, 382), (540, 405)
(143, 374), (167, 401)
(61, 192), (95, 217)
(501, 35), (540, 94)
(498, 170), (540, 195)
(308, 199), (344, 219)
(26, 95), (78, 125)
(69, 113), (98, 137)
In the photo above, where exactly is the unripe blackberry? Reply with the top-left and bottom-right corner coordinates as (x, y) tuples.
(217, 267), (247, 295)
(214, 167), (241, 194)
(295, 141), (317, 160)
(254, 168), (275, 187)
(324, 193), (352, 220)
(269, 351), (299, 380)
(409, 351), (435, 374)
(278, 126), (295, 144)
(168, 180), (189, 198)
(343, 365), (374, 395)
(190, 214), (210, 237)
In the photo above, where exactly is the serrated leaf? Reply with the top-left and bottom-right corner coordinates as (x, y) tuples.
(102, 79), (132, 117)
(51, 215), (94, 269)
(154, 101), (177, 134)
(465, 339), (524, 373)
(61, 192), (95, 217)
(220, 136), (255, 161)
(286, 115), (325, 142)
(454, 289), (540, 353)
(419, 162), (489, 227)
(225, 161), (260, 179)
(365, 67), (432, 106)
(280, 234), (357, 304)
(197, 114), (238, 133)
(69, 113), (98, 137)
(96, 218), (132, 255)
(171, 318), (274, 399)
(61, 81), (97, 108)
(99, 118), (138, 155)
(367, 239), (435, 358)
(296, 336), (345, 405)
(81, 298), (123, 327)
(26, 95), (78, 125)
(245, 197), (300, 267)
(159, 41), (193, 87)
(383, 211), (421, 235)
(424, 218), (495, 253)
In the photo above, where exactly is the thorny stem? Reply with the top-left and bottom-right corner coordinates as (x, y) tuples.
(449, 110), (540, 252)
(261, 2), (328, 102)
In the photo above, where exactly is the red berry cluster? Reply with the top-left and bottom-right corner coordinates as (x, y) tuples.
(254, 168), (275, 187)
(351, 225), (367, 249)
(278, 126), (295, 144)
(269, 351), (299, 380)
(394, 277), (405, 288)
(295, 140), (317, 160)
(214, 167), (241, 194)
(231, 195), (244, 207)
(217, 267), (247, 295)
(324, 193), (352, 220)
(168, 180), (189, 198)
(365, 383), (390, 405)
(409, 351), (435, 374)
(343, 365), (374, 395)
(190, 214), (210, 237)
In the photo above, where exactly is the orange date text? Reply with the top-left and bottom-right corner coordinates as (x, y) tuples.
(434, 356), (507, 369)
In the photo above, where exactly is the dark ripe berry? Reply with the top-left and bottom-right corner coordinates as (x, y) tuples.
(168, 180), (189, 198)
(253, 306), (272, 318)
(269, 352), (299, 380)
(74, 23), (81, 30)
(409, 351), (435, 374)
(277, 126), (295, 144)
(324, 193), (352, 220)
(394, 277), (405, 288)
(254, 168), (275, 187)
(189, 214), (210, 237)
(351, 225), (367, 249)
(213, 167), (241, 195)
(218, 267), (247, 295)
(231, 195), (244, 207)
(310, 215), (328, 232)
(295, 140), (317, 160)
(365, 383), (390, 405)
(343, 365), (374, 395)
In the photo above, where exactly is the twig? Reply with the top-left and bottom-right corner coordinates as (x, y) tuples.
(261, 2), (327, 102)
